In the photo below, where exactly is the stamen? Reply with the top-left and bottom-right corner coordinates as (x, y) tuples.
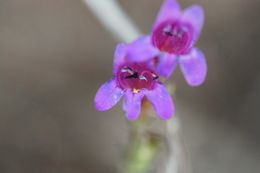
(125, 72), (138, 79)
(163, 25), (172, 35)
(139, 75), (147, 81)
(176, 27), (187, 38)
(165, 31), (173, 36)
(152, 74), (159, 80)
(121, 66), (134, 75)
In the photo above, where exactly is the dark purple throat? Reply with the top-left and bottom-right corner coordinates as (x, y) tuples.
(152, 20), (193, 54)
(117, 63), (158, 92)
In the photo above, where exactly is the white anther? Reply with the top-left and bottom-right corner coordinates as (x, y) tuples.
(139, 75), (147, 81)
(177, 27), (187, 38)
(152, 74), (159, 80)
(163, 25), (172, 33)
(121, 67), (134, 74)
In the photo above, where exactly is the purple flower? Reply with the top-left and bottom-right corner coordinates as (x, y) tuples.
(94, 43), (174, 120)
(127, 0), (207, 86)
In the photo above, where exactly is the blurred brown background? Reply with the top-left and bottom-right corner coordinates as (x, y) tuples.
(0, 0), (259, 173)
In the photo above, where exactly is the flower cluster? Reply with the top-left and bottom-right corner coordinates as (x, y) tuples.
(94, 0), (207, 120)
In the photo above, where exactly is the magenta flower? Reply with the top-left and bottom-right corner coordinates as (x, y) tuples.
(127, 0), (207, 86)
(94, 43), (174, 120)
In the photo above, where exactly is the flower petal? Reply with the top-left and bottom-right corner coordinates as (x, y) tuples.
(157, 53), (178, 78)
(181, 5), (204, 43)
(152, 0), (181, 30)
(179, 48), (207, 86)
(113, 43), (127, 75)
(146, 83), (174, 119)
(95, 78), (124, 111)
(123, 90), (145, 120)
(126, 35), (159, 62)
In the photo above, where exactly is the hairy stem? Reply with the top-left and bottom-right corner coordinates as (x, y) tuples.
(120, 118), (160, 173)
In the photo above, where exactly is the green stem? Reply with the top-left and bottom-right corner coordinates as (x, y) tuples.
(120, 119), (160, 173)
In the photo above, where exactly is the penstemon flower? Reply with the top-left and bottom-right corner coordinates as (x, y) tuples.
(94, 43), (174, 120)
(127, 0), (207, 86)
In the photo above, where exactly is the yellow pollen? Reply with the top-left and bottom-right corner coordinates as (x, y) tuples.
(133, 88), (140, 93)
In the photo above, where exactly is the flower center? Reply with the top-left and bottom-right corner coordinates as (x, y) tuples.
(117, 63), (158, 91)
(152, 20), (193, 54)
